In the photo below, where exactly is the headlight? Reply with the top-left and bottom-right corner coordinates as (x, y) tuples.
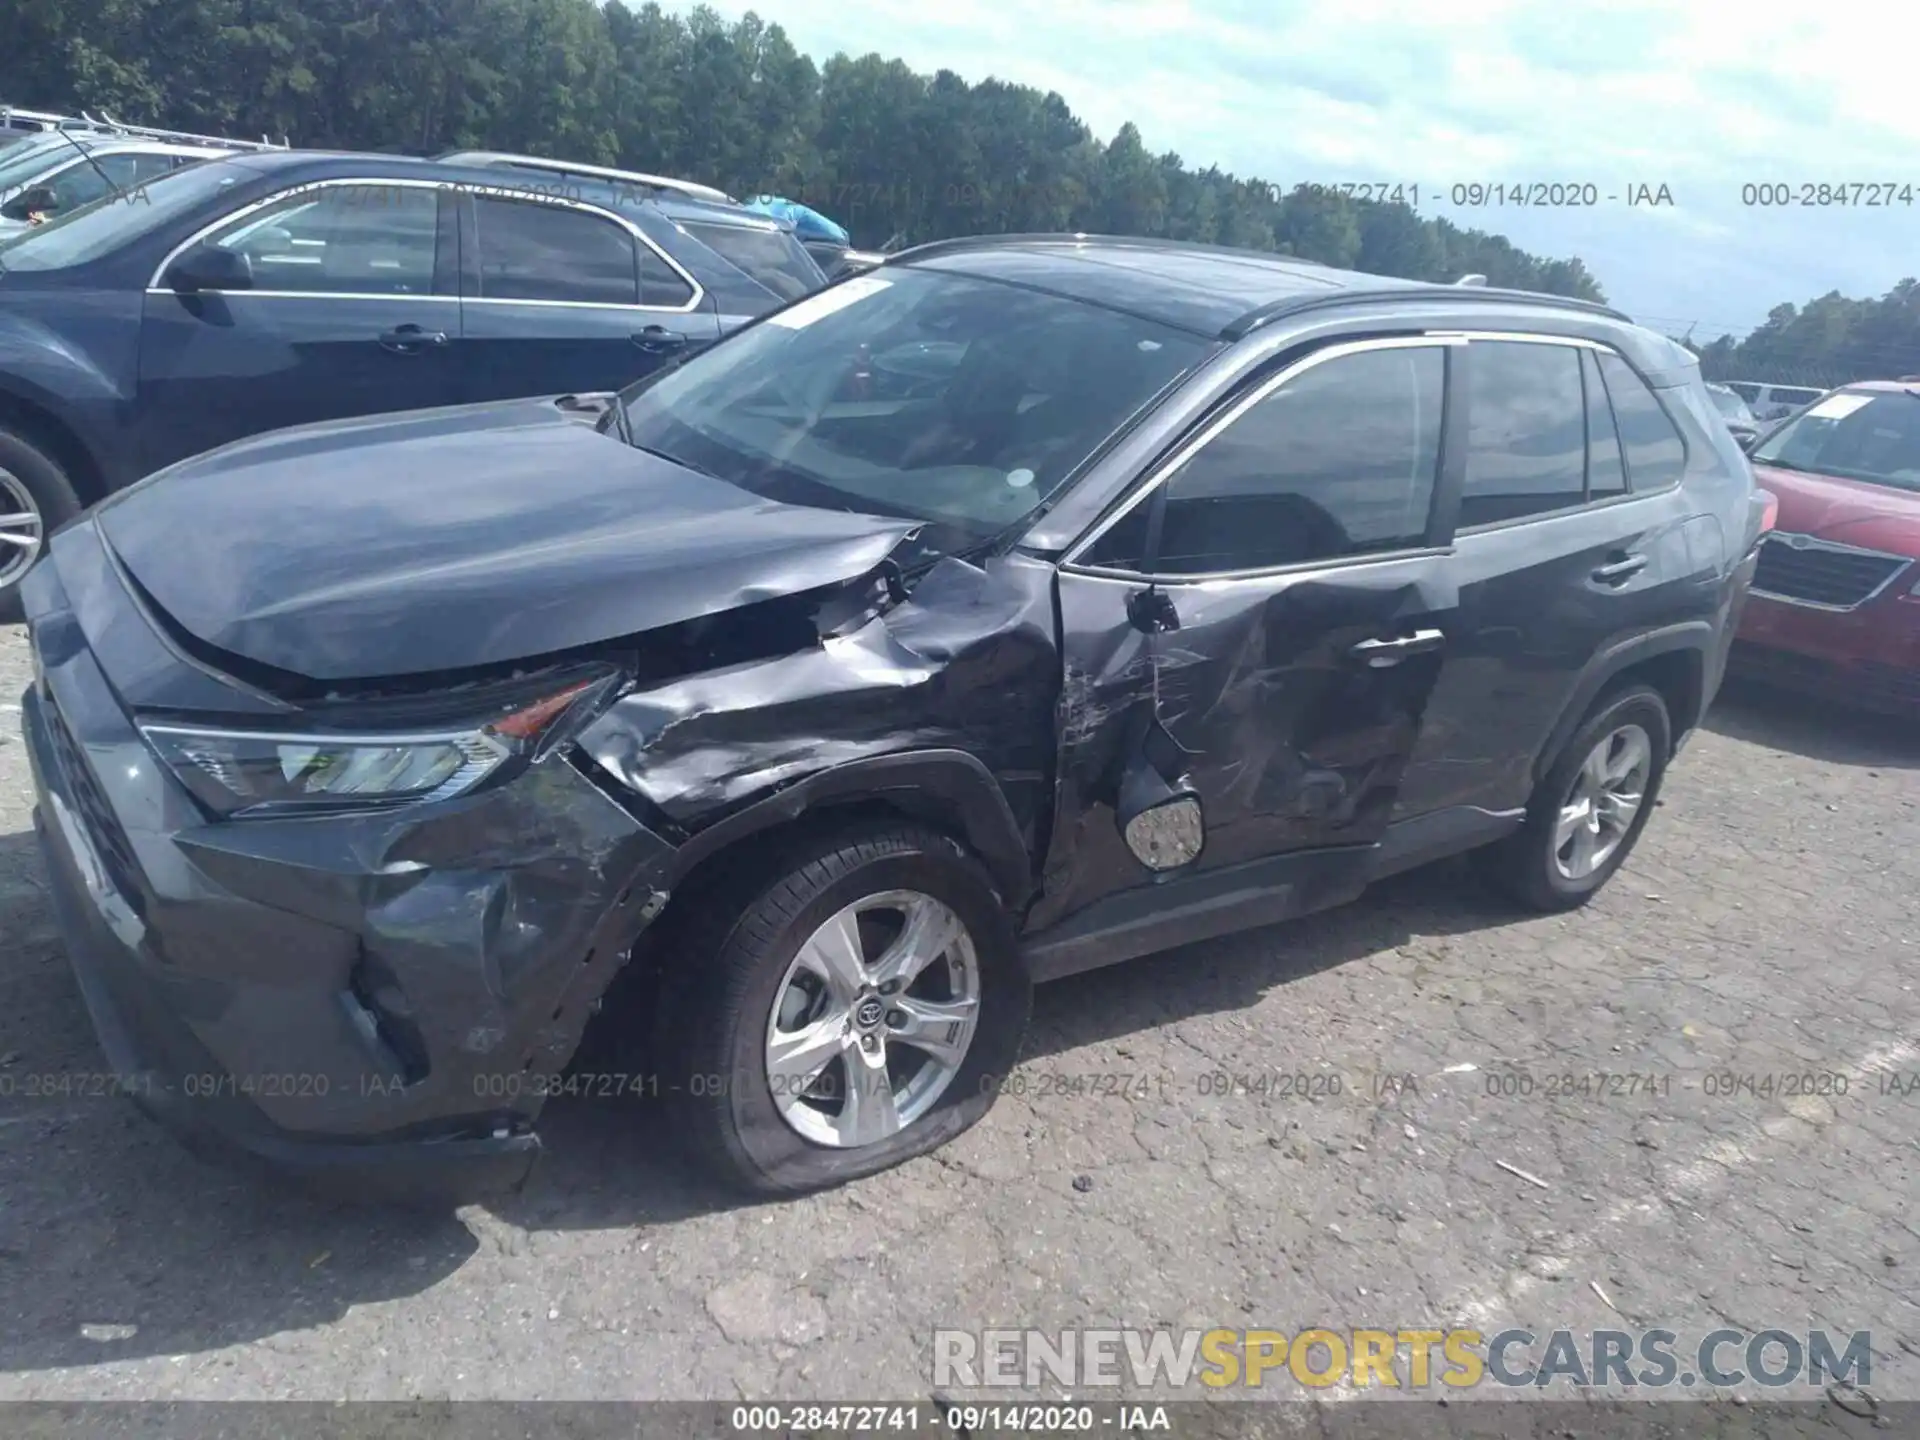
(140, 676), (606, 818)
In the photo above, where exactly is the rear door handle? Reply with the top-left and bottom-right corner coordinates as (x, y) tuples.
(1592, 553), (1649, 585)
(631, 325), (689, 353)
(1349, 628), (1445, 667)
(377, 324), (448, 354)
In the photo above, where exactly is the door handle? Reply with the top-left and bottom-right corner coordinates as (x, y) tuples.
(1592, 553), (1648, 585)
(1349, 628), (1445, 667)
(631, 325), (689, 353)
(378, 324), (448, 354)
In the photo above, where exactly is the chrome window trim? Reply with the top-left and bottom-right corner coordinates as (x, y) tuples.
(1751, 532), (1915, 612)
(144, 175), (705, 314)
(1059, 334), (1462, 584)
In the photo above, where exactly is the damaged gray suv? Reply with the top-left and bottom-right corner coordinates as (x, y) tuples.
(19, 236), (1764, 1199)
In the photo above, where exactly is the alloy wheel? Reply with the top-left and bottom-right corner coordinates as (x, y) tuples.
(1554, 722), (1653, 881)
(764, 889), (981, 1148)
(0, 467), (42, 590)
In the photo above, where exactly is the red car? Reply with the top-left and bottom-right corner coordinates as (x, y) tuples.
(1735, 380), (1920, 713)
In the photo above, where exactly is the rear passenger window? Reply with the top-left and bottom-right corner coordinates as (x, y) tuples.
(1597, 353), (1686, 489)
(1084, 344), (1444, 575)
(1582, 350), (1627, 500)
(472, 196), (638, 305)
(1460, 341), (1587, 526)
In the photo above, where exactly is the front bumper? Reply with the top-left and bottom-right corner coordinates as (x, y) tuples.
(19, 562), (677, 1204)
(1734, 587), (1920, 714)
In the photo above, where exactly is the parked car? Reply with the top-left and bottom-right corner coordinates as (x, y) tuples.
(0, 149), (816, 619)
(0, 130), (238, 237)
(1735, 380), (1920, 713)
(17, 236), (1764, 1201)
(1722, 380), (1825, 423)
(1705, 381), (1761, 449)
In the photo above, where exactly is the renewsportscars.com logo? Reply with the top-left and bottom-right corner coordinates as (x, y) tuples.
(932, 1327), (1872, 1391)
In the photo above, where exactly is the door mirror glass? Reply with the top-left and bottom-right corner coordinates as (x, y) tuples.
(167, 241), (254, 293)
(1117, 754), (1205, 871)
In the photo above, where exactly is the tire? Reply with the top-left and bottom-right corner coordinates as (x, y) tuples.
(655, 820), (1031, 1195)
(1476, 684), (1672, 913)
(0, 427), (82, 625)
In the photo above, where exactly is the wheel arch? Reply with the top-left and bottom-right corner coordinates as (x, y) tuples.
(1534, 623), (1711, 782)
(0, 380), (109, 505)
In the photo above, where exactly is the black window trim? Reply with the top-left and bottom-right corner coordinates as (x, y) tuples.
(1446, 331), (1685, 538)
(1060, 333), (1465, 584)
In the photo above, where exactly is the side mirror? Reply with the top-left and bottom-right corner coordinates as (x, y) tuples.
(1, 185), (56, 221)
(1118, 760), (1205, 871)
(166, 242), (253, 294)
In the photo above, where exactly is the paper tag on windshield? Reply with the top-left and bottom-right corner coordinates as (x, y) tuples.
(768, 275), (893, 329)
(1804, 393), (1872, 421)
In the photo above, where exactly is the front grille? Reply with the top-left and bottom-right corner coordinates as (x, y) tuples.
(1752, 534), (1910, 609)
(44, 697), (143, 911)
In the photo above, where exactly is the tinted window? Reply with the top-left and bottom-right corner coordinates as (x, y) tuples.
(620, 268), (1207, 537)
(1751, 389), (1920, 494)
(1086, 345), (1444, 574)
(1459, 341), (1586, 527)
(1583, 350), (1627, 499)
(1597, 353), (1685, 489)
(204, 183), (438, 294)
(637, 242), (695, 307)
(680, 220), (819, 301)
(473, 196), (637, 305)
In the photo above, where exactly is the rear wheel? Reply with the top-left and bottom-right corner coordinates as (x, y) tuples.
(657, 821), (1030, 1195)
(1477, 684), (1671, 912)
(0, 428), (81, 625)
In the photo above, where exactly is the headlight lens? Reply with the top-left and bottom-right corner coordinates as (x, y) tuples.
(141, 677), (603, 818)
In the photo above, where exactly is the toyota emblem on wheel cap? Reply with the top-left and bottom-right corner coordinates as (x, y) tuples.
(855, 997), (885, 1029)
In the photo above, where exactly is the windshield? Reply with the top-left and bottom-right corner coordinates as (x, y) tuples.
(618, 268), (1210, 537)
(1751, 389), (1920, 491)
(0, 159), (249, 270)
(0, 135), (76, 194)
(678, 219), (822, 301)
(1707, 387), (1754, 422)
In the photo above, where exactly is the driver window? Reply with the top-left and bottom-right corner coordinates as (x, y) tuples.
(202, 183), (438, 295)
(1084, 344), (1446, 575)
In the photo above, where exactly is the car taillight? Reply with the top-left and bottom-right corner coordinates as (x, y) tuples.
(1756, 488), (1779, 534)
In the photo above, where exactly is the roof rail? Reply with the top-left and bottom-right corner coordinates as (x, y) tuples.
(85, 110), (291, 150)
(0, 104), (116, 134)
(1220, 285), (1630, 341)
(1455, 273), (1488, 286)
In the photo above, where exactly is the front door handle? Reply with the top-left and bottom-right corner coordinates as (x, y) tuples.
(631, 325), (689, 353)
(1349, 628), (1445, 667)
(378, 324), (449, 354)
(1592, 553), (1649, 585)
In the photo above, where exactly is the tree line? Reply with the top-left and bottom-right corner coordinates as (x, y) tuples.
(5, 0), (1605, 297)
(12, 0), (1916, 384)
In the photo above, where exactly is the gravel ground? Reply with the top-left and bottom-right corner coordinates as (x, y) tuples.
(0, 618), (1916, 1407)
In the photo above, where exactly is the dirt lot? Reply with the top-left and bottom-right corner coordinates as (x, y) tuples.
(0, 618), (1916, 1405)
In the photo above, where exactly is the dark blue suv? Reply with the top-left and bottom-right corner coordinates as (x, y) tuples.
(0, 150), (823, 618)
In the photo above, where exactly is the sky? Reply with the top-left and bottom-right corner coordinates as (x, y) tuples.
(666, 0), (1920, 341)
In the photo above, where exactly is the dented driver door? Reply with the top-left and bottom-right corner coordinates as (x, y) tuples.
(1024, 337), (1467, 958)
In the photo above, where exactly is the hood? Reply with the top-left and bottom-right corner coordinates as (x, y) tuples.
(1751, 462), (1920, 556)
(95, 395), (918, 683)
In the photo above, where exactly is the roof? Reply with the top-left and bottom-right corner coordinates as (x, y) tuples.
(889, 233), (1628, 341)
(434, 149), (735, 205)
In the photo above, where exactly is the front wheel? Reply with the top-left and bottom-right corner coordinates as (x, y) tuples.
(657, 822), (1030, 1195)
(0, 428), (81, 625)
(1477, 684), (1672, 912)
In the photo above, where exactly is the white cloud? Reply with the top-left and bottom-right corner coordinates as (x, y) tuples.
(667, 0), (1920, 336)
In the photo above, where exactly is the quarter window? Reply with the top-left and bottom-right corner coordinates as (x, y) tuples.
(202, 183), (438, 294)
(1084, 344), (1445, 575)
(1582, 350), (1627, 500)
(472, 196), (639, 305)
(1460, 341), (1587, 527)
(1597, 353), (1685, 489)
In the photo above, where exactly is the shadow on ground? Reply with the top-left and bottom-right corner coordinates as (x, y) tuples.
(0, 813), (1520, 1371)
(1705, 675), (1920, 770)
